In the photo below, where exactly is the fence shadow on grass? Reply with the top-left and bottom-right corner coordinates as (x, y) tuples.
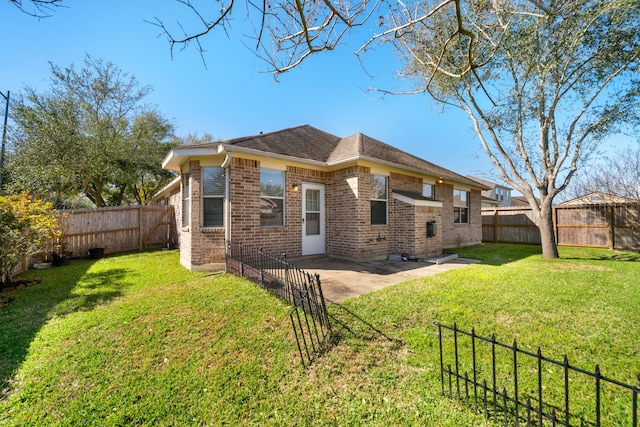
(0, 260), (129, 398)
(453, 243), (543, 266)
(326, 301), (403, 347)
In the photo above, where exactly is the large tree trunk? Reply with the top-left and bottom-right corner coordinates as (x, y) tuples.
(537, 204), (559, 259)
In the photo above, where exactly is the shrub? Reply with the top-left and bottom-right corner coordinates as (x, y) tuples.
(0, 192), (61, 284)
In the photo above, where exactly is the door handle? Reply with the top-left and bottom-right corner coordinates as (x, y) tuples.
(302, 218), (305, 223)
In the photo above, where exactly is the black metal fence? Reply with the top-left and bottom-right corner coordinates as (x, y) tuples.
(436, 323), (639, 426)
(225, 241), (331, 367)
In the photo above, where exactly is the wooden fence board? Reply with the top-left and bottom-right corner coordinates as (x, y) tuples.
(57, 205), (176, 257)
(482, 203), (640, 251)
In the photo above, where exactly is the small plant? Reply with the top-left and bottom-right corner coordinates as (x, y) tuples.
(0, 192), (61, 284)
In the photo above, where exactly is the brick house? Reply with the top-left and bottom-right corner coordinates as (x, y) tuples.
(154, 125), (487, 271)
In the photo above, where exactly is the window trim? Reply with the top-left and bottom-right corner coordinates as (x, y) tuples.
(453, 188), (469, 224)
(370, 174), (388, 226)
(260, 168), (285, 227)
(182, 173), (190, 228)
(423, 183), (435, 199)
(202, 167), (225, 228)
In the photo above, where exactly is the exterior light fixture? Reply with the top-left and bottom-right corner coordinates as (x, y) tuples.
(438, 177), (444, 184)
(291, 183), (300, 192)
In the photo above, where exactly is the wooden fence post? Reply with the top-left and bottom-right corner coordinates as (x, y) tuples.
(608, 205), (615, 250)
(553, 206), (559, 245)
(138, 207), (143, 251)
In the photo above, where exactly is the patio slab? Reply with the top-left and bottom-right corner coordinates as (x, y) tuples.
(291, 255), (480, 303)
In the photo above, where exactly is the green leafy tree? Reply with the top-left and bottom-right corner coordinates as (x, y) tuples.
(0, 192), (61, 284)
(8, 55), (175, 208)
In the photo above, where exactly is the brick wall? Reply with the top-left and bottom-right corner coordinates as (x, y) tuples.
(356, 166), (392, 260)
(390, 172), (422, 193)
(326, 166), (360, 258)
(439, 183), (483, 248)
(180, 160), (226, 268)
(390, 174), (443, 258)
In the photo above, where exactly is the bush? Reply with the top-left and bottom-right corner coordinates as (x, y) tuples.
(0, 192), (61, 284)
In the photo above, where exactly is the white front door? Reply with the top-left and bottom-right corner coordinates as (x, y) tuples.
(301, 183), (325, 255)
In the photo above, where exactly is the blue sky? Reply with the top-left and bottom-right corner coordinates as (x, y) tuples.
(0, 1), (633, 183)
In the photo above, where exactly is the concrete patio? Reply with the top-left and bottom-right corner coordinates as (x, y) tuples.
(291, 255), (480, 303)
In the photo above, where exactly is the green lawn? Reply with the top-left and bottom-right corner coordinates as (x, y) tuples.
(0, 245), (638, 426)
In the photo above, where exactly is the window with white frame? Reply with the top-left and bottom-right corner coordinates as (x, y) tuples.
(370, 175), (388, 226)
(182, 174), (191, 228)
(260, 169), (284, 227)
(453, 189), (469, 224)
(202, 167), (225, 227)
(423, 183), (435, 199)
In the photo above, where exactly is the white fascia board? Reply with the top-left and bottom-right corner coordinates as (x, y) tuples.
(330, 155), (485, 190)
(392, 193), (443, 208)
(162, 146), (224, 171)
(223, 145), (327, 167)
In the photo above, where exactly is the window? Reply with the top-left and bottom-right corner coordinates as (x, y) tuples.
(370, 175), (387, 226)
(453, 189), (469, 224)
(203, 167), (225, 227)
(260, 169), (284, 227)
(423, 183), (435, 199)
(182, 174), (190, 227)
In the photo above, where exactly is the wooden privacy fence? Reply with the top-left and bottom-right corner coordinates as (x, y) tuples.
(58, 205), (176, 258)
(482, 204), (640, 251)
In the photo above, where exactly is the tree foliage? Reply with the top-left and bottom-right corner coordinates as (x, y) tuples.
(0, 192), (61, 284)
(8, 55), (177, 208)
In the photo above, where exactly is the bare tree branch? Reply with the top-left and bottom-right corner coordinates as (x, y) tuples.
(9, 0), (63, 18)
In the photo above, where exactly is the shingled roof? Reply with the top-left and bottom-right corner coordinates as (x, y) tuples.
(163, 125), (485, 189)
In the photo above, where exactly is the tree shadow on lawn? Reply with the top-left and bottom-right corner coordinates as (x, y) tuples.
(451, 243), (543, 266)
(561, 250), (640, 262)
(0, 260), (130, 398)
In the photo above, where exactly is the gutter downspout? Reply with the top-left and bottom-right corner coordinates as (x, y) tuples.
(221, 152), (232, 258)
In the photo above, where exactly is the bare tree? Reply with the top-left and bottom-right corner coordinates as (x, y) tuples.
(570, 146), (640, 202)
(151, 0), (464, 71)
(395, 1), (640, 258)
(9, 0), (63, 18)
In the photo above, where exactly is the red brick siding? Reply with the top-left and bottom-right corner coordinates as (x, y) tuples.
(439, 183), (482, 248)
(326, 166), (360, 258)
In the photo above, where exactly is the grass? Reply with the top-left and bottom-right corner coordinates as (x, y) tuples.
(0, 245), (638, 426)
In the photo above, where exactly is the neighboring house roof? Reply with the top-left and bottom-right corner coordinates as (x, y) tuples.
(162, 125), (488, 190)
(465, 175), (512, 190)
(466, 175), (513, 208)
(559, 191), (636, 206)
(510, 196), (530, 207)
(481, 196), (501, 206)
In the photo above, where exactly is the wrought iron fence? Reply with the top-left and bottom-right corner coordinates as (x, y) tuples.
(436, 323), (639, 426)
(225, 241), (331, 367)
